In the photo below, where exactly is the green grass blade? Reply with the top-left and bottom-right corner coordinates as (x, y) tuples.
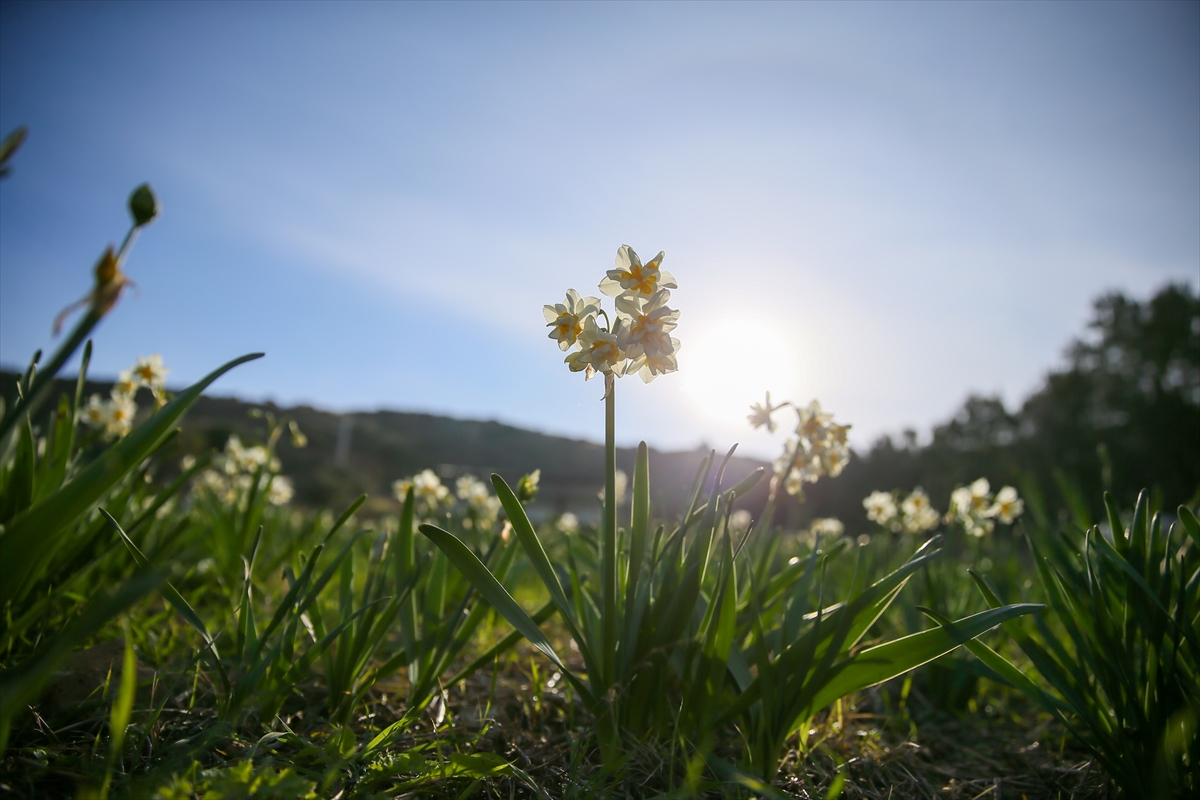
(99, 633), (138, 799)
(0, 568), (165, 753)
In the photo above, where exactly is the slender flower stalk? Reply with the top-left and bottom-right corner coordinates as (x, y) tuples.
(602, 372), (617, 687)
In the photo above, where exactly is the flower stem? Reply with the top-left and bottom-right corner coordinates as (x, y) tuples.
(602, 372), (617, 688)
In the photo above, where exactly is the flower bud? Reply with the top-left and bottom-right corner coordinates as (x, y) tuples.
(128, 183), (159, 227)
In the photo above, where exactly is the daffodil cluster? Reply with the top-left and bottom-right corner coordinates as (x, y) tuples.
(544, 245), (681, 383)
(455, 474), (503, 530)
(392, 469), (454, 517)
(751, 397), (852, 498)
(947, 478), (1024, 537)
(81, 354), (170, 440)
(862, 488), (940, 534)
(189, 434), (294, 507)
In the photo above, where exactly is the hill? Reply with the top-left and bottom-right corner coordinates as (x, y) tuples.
(0, 371), (771, 523)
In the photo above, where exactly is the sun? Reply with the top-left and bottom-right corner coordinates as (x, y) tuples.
(681, 318), (796, 424)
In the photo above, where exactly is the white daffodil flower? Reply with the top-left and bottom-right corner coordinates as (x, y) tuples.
(105, 394), (137, 439)
(747, 392), (779, 432)
(574, 315), (626, 376)
(901, 488), (940, 533)
(810, 518), (845, 538)
(113, 369), (139, 398)
(968, 477), (992, 513)
(631, 339), (681, 383)
(543, 289), (601, 351)
(821, 445), (850, 478)
(556, 512), (580, 534)
(600, 469), (628, 506)
(267, 475), (294, 506)
(987, 486), (1024, 524)
(864, 491), (899, 527)
(413, 469), (450, 504)
(795, 400), (834, 445)
(600, 245), (676, 299)
(83, 394), (111, 429)
(948, 486), (973, 517)
(728, 509), (753, 535)
(615, 289), (679, 359)
(133, 354), (169, 391)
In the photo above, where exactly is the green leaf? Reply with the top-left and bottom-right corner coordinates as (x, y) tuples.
(490, 475), (600, 680)
(799, 603), (1044, 721)
(418, 523), (588, 702)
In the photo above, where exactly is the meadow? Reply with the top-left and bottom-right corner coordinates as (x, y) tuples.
(1, 136), (1197, 799)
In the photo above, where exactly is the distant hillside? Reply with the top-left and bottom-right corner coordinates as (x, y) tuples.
(0, 371), (771, 523)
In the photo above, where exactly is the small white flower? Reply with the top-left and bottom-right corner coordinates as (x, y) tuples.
(810, 517), (845, 538)
(267, 475), (294, 506)
(795, 400), (833, 446)
(456, 474), (490, 504)
(615, 289), (680, 360)
(556, 512), (580, 533)
(82, 394), (111, 428)
(572, 315), (626, 377)
(968, 477), (992, 513)
(864, 491), (899, 528)
(105, 394), (137, 438)
(413, 469), (450, 504)
(132, 354), (169, 391)
(820, 444), (850, 478)
(747, 392), (780, 433)
(600, 469), (628, 506)
(543, 289), (601, 351)
(113, 369), (139, 398)
(599, 245), (676, 299)
(987, 486), (1024, 525)
(728, 509), (753, 534)
(901, 488), (940, 533)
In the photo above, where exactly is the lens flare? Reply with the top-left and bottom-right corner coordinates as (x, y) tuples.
(681, 319), (796, 424)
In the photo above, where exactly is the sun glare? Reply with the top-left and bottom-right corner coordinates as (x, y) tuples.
(682, 319), (796, 424)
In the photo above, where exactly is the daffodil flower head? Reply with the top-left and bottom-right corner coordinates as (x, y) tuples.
(986, 486), (1024, 524)
(615, 289), (679, 357)
(600, 245), (676, 299)
(113, 369), (139, 398)
(900, 488), (940, 534)
(948, 478), (999, 536)
(133, 354), (169, 391)
(548, 244), (680, 386)
(105, 394), (137, 439)
(796, 400), (834, 445)
(748, 392), (783, 432)
(82, 394), (111, 428)
(630, 341), (681, 383)
(544, 289), (601, 351)
(267, 475), (294, 506)
(573, 315), (626, 377)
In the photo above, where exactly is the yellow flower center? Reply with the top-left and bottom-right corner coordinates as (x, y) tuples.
(621, 264), (657, 294)
(554, 313), (581, 342)
(590, 340), (620, 365)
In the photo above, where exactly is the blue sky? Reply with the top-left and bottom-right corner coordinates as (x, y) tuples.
(1, 1), (1197, 459)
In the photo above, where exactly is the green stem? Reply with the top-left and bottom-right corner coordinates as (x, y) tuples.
(602, 373), (617, 689)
